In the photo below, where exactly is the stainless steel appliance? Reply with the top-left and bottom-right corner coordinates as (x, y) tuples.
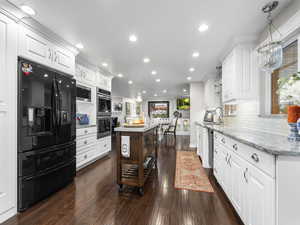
(18, 58), (76, 211)
(203, 110), (215, 122)
(97, 88), (111, 116)
(76, 84), (91, 102)
(97, 116), (111, 139)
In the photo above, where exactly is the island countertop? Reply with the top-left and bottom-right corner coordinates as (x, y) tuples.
(114, 124), (159, 133)
(195, 121), (300, 156)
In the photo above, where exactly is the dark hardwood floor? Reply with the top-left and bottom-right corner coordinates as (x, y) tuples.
(3, 136), (243, 225)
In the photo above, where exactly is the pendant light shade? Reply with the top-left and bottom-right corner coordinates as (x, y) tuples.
(258, 1), (282, 72)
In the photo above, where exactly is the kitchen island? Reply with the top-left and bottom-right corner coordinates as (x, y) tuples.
(115, 124), (159, 195)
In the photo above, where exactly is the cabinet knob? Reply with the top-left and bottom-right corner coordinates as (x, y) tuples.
(251, 153), (259, 163)
(84, 155), (87, 159)
(84, 130), (88, 134)
(232, 144), (238, 151)
(84, 140), (87, 145)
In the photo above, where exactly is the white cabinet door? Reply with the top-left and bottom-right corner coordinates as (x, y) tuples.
(229, 153), (247, 222)
(19, 27), (76, 76)
(19, 26), (52, 66)
(53, 46), (75, 75)
(245, 164), (275, 225)
(218, 146), (228, 190)
(0, 13), (17, 220)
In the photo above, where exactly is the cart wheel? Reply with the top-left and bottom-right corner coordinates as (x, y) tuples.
(138, 187), (144, 196)
(118, 184), (123, 192)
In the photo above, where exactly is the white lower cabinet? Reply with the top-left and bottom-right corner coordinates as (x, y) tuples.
(214, 133), (275, 225)
(95, 136), (112, 157)
(76, 127), (111, 170)
(246, 163), (275, 225)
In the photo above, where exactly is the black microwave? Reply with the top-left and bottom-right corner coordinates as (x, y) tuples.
(76, 84), (91, 102)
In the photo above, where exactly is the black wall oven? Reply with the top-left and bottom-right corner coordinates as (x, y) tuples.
(97, 88), (111, 116)
(97, 116), (111, 139)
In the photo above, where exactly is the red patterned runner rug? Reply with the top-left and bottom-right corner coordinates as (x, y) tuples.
(175, 151), (214, 193)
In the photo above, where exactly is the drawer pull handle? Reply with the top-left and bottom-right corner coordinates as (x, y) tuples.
(251, 153), (259, 163)
(221, 138), (225, 144)
(84, 140), (88, 144)
(233, 144), (238, 151)
(243, 168), (248, 183)
(227, 155), (231, 167)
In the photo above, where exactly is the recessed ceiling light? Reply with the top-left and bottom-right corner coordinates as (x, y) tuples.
(189, 68), (195, 72)
(151, 70), (157, 75)
(163, 89), (167, 93)
(128, 80), (133, 84)
(117, 73), (123, 78)
(183, 89), (187, 92)
(20, 5), (36, 16)
(198, 23), (209, 32)
(187, 76), (192, 81)
(44, 74), (48, 78)
(129, 34), (138, 42)
(192, 52), (199, 58)
(155, 78), (161, 82)
(142, 90), (147, 94)
(102, 62), (108, 67)
(75, 43), (84, 49)
(154, 94), (158, 97)
(143, 58), (150, 63)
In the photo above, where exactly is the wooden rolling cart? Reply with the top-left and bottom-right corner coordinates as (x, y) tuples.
(116, 125), (158, 195)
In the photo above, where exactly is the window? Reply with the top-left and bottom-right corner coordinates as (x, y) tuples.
(271, 41), (298, 114)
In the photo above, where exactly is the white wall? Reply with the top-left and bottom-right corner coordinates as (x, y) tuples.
(190, 82), (205, 147)
(204, 78), (221, 110)
(142, 97), (190, 119)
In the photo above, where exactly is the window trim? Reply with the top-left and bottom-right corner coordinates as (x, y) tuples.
(260, 34), (300, 116)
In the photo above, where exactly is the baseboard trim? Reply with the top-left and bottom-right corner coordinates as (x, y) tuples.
(0, 207), (17, 224)
(189, 144), (196, 148)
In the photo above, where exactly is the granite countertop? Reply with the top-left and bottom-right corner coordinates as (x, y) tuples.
(114, 124), (159, 133)
(76, 124), (97, 129)
(195, 121), (300, 156)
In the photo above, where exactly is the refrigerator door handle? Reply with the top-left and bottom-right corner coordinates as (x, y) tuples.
(51, 79), (57, 130)
(56, 80), (62, 128)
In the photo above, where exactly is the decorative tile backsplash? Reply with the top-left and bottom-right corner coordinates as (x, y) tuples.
(224, 101), (289, 136)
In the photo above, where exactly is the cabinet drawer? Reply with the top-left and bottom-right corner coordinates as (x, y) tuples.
(234, 141), (275, 178)
(76, 135), (96, 149)
(76, 147), (95, 167)
(77, 142), (96, 155)
(215, 132), (275, 177)
(76, 127), (97, 137)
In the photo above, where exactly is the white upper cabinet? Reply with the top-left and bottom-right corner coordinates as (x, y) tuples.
(95, 71), (112, 91)
(18, 26), (76, 75)
(222, 44), (259, 103)
(0, 13), (17, 222)
(75, 64), (96, 86)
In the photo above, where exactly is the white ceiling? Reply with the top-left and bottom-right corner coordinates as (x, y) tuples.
(8, 0), (293, 98)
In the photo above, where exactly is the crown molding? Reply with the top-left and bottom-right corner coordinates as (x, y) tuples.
(0, 0), (79, 56)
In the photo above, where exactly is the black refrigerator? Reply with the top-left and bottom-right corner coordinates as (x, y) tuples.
(18, 58), (76, 211)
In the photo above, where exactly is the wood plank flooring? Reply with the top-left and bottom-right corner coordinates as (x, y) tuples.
(3, 136), (243, 225)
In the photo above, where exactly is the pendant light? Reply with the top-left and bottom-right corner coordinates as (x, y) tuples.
(257, 1), (283, 72)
